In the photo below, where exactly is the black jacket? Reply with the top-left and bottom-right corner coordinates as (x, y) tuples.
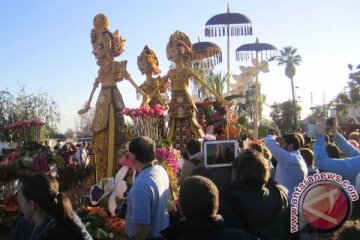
(220, 181), (291, 240)
(161, 215), (257, 240)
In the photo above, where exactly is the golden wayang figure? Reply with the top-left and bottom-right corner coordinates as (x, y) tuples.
(137, 46), (169, 139)
(78, 13), (130, 179)
(138, 45), (169, 108)
(153, 30), (226, 149)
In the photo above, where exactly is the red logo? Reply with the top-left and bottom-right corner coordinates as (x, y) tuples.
(301, 181), (351, 230)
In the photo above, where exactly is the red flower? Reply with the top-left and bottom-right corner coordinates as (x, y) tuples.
(213, 112), (222, 121)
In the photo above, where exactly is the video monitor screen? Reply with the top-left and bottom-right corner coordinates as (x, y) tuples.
(204, 140), (238, 167)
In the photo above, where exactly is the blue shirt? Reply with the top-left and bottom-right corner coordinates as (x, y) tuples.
(333, 134), (360, 157)
(314, 135), (360, 185)
(264, 135), (308, 199)
(125, 164), (170, 238)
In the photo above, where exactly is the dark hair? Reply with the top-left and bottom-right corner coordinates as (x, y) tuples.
(179, 176), (219, 218)
(232, 149), (269, 189)
(331, 219), (360, 240)
(186, 139), (201, 156)
(326, 143), (341, 158)
(295, 133), (305, 147)
(262, 145), (272, 160)
(180, 148), (190, 161)
(129, 136), (156, 163)
(21, 173), (84, 239)
(349, 132), (360, 141)
(283, 133), (301, 150)
(304, 136), (312, 146)
(299, 148), (314, 167)
(251, 143), (263, 154)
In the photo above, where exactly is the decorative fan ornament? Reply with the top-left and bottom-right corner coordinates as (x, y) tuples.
(90, 166), (129, 215)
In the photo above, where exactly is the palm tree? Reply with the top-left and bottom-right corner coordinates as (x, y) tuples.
(273, 46), (302, 130)
(206, 70), (226, 96)
(191, 69), (226, 99)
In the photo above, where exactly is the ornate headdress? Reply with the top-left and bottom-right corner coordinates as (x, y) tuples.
(90, 13), (126, 58)
(168, 30), (192, 56)
(138, 45), (161, 75)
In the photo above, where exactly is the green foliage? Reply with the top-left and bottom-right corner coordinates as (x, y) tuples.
(190, 68), (226, 100)
(348, 64), (360, 105)
(237, 81), (265, 125)
(237, 112), (250, 128)
(156, 138), (172, 148)
(270, 100), (301, 133)
(274, 46), (302, 79)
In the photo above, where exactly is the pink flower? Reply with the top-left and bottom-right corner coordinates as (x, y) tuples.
(129, 110), (136, 117)
(9, 151), (19, 160)
(119, 152), (136, 172)
(141, 105), (150, 115)
(156, 147), (178, 174)
(154, 108), (164, 117)
(122, 108), (130, 115)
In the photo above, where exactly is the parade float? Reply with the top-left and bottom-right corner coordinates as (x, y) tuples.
(0, 10), (258, 239)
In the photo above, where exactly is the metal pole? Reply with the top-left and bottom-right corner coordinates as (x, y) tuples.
(254, 38), (259, 140)
(291, 77), (297, 130)
(227, 24), (230, 93)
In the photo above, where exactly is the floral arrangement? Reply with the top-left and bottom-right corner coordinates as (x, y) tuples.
(196, 99), (226, 134)
(78, 206), (126, 240)
(122, 104), (166, 142)
(56, 160), (95, 189)
(6, 119), (45, 145)
(119, 152), (136, 173)
(155, 147), (179, 190)
(0, 150), (20, 183)
(0, 193), (18, 214)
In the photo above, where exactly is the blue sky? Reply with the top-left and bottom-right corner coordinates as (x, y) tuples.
(1, 0), (360, 132)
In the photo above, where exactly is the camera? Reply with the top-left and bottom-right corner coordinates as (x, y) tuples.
(326, 117), (335, 128)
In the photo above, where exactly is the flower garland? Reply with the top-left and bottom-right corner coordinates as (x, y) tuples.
(122, 104), (166, 142)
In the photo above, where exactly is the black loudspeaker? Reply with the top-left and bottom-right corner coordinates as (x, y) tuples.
(191, 166), (232, 193)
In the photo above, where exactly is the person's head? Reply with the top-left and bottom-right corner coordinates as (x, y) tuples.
(331, 219), (360, 240)
(262, 145), (272, 160)
(347, 116), (357, 125)
(18, 173), (73, 225)
(186, 139), (201, 157)
(295, 133), (305, 148)
(179, 176), (219, 219)
(282, 133), (301, 151)
(304, 135), (312, 147)
(180, 148), (189, 161)
(166, 30), (192, 63)
(250, 143), (263, 154)
(128, 136), (156, 164)
(299, 148), (314, 167)
(232, 149), (270, 189)
(137, 45), (161, 75)
(349, 132), (359, 142)
(326, 143), (341, 158)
